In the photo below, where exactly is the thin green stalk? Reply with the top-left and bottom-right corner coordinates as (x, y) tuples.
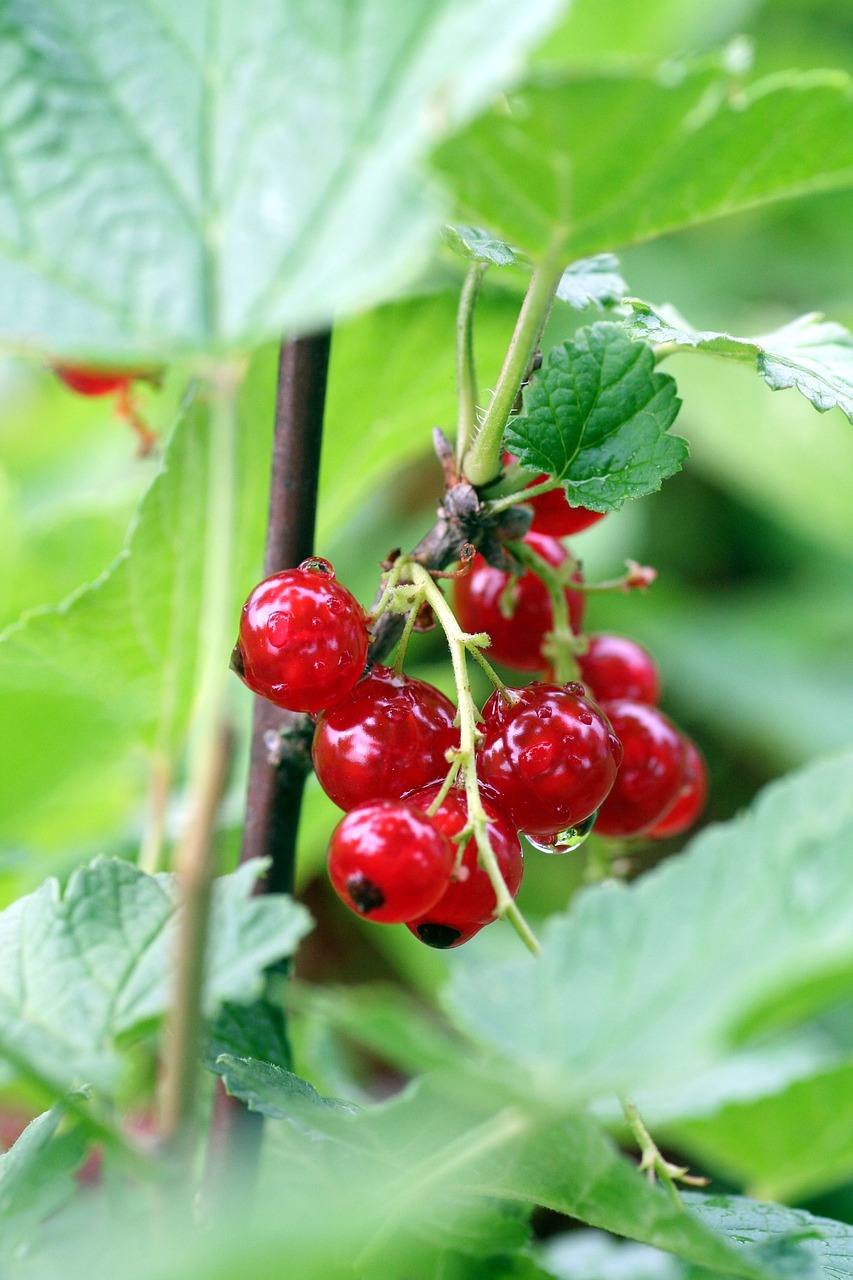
(410, 564), (541, 955)
(487, 475), (563, 517)
(455, 262), (486, 468)
(392, 604), (419, 675)
(463, 255), (564, 487)
(139, 753), (172, 875)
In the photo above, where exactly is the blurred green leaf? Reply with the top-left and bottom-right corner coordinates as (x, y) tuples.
(206, 999), (292, 1072)
(434, 67), (853, 261)
(626, 302), (853, 421)
(0, 0), (565, 359)
(445, 225), (517, 266)
(215, 1055), (357, 1122)
(557, 255), (628, 310)
(685, 1193), (853, 1280)
(0, 858), (310, 1095)
(505, 324), (685, 511)
(0, 1106), (88, 1261)
(446, 751), (853, 1119)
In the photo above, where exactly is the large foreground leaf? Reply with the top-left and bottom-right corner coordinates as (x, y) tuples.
(625, 303), (853, 423)
(433, 66), (853, 261)
(0, 858), (310, 1094)
(0, 0), (564, 358)
(446, 751), (853, 1120)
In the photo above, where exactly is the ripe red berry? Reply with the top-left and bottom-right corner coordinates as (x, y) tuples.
(504, 453), (605, 537)
(327, 800), (454, 923)
(54, 366), (139, 396)
(407, 919), (487, 949)
(452, 532), (585, 672)
(647, 738), (708, 838)
(312, 666), (458, 811)
(236, 558), (369, 714)
(594, 700), (688, 838)
(578, 634), (660, 706)
(477, 682), (623, 839)
(405, 783), (523, 926)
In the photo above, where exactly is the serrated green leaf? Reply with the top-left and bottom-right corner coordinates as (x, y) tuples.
(215, 1054), (357, 1123)
(444, 225), (517, 266)
(0, 1106), (88, 1258)
(685, 1194), (852, 1280)
(433, 67), (853, 262)
(445, 750), (853, 1122)
(626, 302), (853, 422)
(0, 0), (565, 359)
(557, 255), (627, 310)
(207, 1000), (292, 1073)
(0, 858), (311, 1096)
(504, 323), (685, 511)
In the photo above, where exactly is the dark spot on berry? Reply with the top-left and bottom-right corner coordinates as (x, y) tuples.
(345, 872), (385, 915)
(416, 921), (463, 949)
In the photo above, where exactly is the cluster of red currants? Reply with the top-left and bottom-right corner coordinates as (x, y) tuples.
(233, 482), (706, 950)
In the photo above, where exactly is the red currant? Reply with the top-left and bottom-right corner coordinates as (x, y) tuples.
(647, 737), (707, 838)
(578, 634), (660, 705)
(236, 558), (369, 714)
(407, 919), (487, 949)
(55, 366), (138, 396)
(452, 532), (585, 672)
(594, 700), (688, 838)
(504, 453), (605, 537)
(477, 682), (623, 839)
(327, 800), (453, 923)
(405, 783), (523, 925)
(312, 666), (458, 811)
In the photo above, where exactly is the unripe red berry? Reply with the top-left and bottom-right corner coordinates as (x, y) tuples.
(578, 633), (660, 705)
(594, 700), (688, 838)
(405, 783), (523, 926)
(312, 666), (458, 811)
(477, 682), (622, 839)
(235, 558), (369, 714)
(647, 738), (708, 838)
(327, 800), (454, 923)
(453, 533), (585, 672)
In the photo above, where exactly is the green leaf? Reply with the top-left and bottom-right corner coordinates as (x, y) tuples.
(444, 225), (517, 266)
(207, 999), (292, 1073)
(685, 1194), (853, 1280)
(215, 1055), (357, 1123)
(0, 1106), (88, 1258)
(0, 0), (566, 359)
(542, 1229), (683, 1279)
(557, 256), (627, 310)
(503, 323), (686, 512)
(625, 302), (853, 423)
(433, 67), (853, 262)
(445, 750), (853, 1121)
(0, 858), (311, 1095)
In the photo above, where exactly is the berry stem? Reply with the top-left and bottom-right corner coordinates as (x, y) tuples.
(455, 262), (486, 468)
(621, 1097), (708, 1200)
(507, 538), (581, 684)
(486, 475), (563, 517)
(408, 563), (541, 956)
(392, 603), (419, 675)
(463, 254), (564, 487)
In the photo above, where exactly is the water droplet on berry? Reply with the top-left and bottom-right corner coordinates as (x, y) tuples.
(519, 740), (556, 777)
(337, 649), (353, 667)
(314, 659), (328, 675)
(386, 704), (408, 723)
(327, 596), (346, 614)
(536, 705), (553, 721)
(267, 612), (290, 646)
(527, 810), (598, 853)
(565, 682), (584, 696)
(609, 733), (623, 763)
(578, 711), (593, 725)
(299, 556), (335, 577)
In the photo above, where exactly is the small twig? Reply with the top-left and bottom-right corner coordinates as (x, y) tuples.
(621, 1097), (708, 1205)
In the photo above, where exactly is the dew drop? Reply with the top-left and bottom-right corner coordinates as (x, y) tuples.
(386, 704), (408, 723)
(536, 705), (553, 721)
(565, 682), (584, 696)
(267, 611), (290, 647)
(519, 739), (556, 777)
(314, 659), (328, 676)
(527, 810), (599, 854)
(578, 711), (593, 725)
(327, 596), (346, 614)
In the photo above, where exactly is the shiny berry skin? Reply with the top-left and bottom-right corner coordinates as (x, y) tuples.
(647, 738), (708, 838)
(453, 532), (585, 672)
(312, 666), (458, 811)
(477, 682), (623, 839)
(594, 700), (688, 838)
(327, 800), (454, 923)
(504, 453), (605, 537)
(407, 919), (487, 949)
(578, 634), (660, 706)
(55, 366), (138, 396)
(405, 783), (523, 925)
(236, 558), (368, 714)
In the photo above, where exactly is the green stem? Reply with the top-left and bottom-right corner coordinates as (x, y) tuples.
(139, 753), (172, 875)
(392, 604), (419, 675)
(508, 539), (581, 684)
(463, 255), (564, 487)
(455, 263), (486, 468)
(487, 475), (563, 518)
(622, 1097), (700, 1206)
(409, 564), (541, 956)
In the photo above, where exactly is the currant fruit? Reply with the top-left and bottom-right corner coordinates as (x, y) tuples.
(452, 532), (585, 672)
(647, 737), (708, 838)
(54, 366), (138, 396)
(235, 558), (369, 714)
(578, 633), (660, 706)
(312, 666), (458, 811)
(477, 682), (623, 839)
(406, 919), (486, 949)
(594, 700), (688, 838)
(327, 800), (453, 923)
(405, 783), (523, 925)
(504, 453), (605, 537)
